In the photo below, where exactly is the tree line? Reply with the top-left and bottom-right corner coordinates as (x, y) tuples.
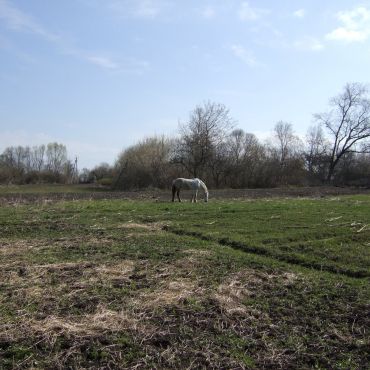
(0, 143), (78, 184)
(1, 83), (370, 188)
(113, 83), (370, 189)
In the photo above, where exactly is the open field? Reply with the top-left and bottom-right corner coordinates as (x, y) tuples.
(0, 186), (369, 369)
(1, 184), (370, 203)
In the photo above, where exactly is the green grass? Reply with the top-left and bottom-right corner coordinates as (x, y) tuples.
(160, 197), (370, 277)
(0, 193), (369, 369)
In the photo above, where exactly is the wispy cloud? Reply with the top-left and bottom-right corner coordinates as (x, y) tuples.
(86, 55), (120, 70)
(238, 1), (269, 22)
(230, 44), (258, 67)
(115, 58), (150, 74)
(294, 37), (324, 52)
(67, 49), (150, 73)
(0, 0), (150, 73)
(0, 0), (58, 41)
(326, 6), (370, 42)
(293, 9), (305, 19)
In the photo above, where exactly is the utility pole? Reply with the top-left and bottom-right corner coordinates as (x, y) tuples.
(74, 156), (78, 184)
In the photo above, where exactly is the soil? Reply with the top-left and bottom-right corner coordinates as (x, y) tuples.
(1, 186), (370, 204)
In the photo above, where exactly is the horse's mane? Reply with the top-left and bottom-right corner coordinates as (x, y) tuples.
(196, 178), (208, 193)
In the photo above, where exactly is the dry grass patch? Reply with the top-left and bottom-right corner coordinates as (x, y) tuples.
(89, 260), (137, 288)
(214, 269), (299, 316)
(94, 260), (135, 279)
(174, 248), (213, 271)
(27, 304), (153, 339)
(0, 304), (156, 369)
(137, 278), (205, 308)
(0, 235), (117, 259)
(129, 249), (214, 309)
(0, 238), (46, 258)
(117, 221), (167, 232)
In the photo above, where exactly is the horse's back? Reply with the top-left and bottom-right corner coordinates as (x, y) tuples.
(172, 178), (183, 186)
(173, 177), (194, 189)
(172, 178), (185, 188)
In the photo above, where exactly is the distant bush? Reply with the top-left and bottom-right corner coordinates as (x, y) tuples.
(98, 177), (114, 187)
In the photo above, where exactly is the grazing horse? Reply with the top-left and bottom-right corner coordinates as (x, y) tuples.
(172, 178), (209, 203)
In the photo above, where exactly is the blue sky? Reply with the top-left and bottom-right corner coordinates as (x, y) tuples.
(1, 0), (370, 169)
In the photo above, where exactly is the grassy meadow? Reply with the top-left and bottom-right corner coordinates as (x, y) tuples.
(0, 186), (369, 369)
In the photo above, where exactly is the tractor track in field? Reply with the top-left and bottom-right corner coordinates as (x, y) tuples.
(163, 226), (369, 279)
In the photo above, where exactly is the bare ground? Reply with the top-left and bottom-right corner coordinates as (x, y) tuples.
(1, 186), (370, 205)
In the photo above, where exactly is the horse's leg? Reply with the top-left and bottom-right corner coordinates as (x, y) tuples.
(172, 186), (176, 202)
(177, 190), (181, 202)
(194, 190), (198, 203)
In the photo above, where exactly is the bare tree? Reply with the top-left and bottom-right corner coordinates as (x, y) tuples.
(0, 146), (31, 175)
(46, 143), (68, 174)
(265, 122), (304, 185)
(208, 141), (230, 187)
(305, 124), (329, 179)
(225, 130), (264, 187)
(273, 121), (301, 164)
(241, 133), (265, 187)
(1, 147), (16, 168)
(31, 145), (45, 172)
(175, 101), (234, 179)
(228, 129), (245, 166)
(315, 83), (370, 181)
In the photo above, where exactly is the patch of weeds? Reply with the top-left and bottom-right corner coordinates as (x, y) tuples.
(221, 334), (256, 368)
(183, 297), (205, 311)
(1, 344), (33, 365)
(85, 345), (109, 362)
(114, 335), (145, 364)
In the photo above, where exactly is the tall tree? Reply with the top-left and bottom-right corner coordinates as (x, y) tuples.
(268, 121), (303, 184)
(31, 145), (45, 172)
(273, 121), (301, 165)
(175, 101), (234, 178)
(46, 143), (68, 174)
(228, 129), (245, 167)
(315, 83), (370, 181)
(305, 124), (329, 179)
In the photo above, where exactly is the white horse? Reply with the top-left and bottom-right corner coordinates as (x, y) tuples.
(172, 178), (209, 203)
